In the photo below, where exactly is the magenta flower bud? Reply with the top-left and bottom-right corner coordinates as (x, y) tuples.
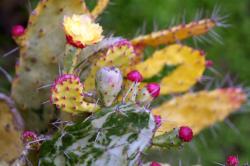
(146, 83), (160, 98)
(22, 130), (37, 143)
(150, 161), (161, 166)
(178, 126), (193, 142)
(154, 115), (162, 128)
(11, 25), (25, 37)
(205, 60), (214, 68)
(226, 156), (239, 166)
(127, 70), (143, 82)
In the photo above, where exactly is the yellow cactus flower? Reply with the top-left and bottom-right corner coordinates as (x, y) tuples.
(63, 14), (103, 48)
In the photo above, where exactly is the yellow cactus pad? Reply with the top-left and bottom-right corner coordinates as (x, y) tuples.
(134, 44), (206, 94)
(51, 75), (98, 113)
(131, 18), (216, 47)
(91, 0), (110, 18)
(0, 94), (24, 163)
(153, 88), (246, 136)
(84, 40), (136, 91)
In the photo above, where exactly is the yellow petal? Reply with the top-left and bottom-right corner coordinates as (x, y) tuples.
(153, 88), (246, 136)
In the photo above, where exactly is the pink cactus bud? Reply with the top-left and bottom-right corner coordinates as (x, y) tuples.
(154, 115), (162, 128)
(146, 83), (160, 98)
(150, 161), (161, 166)
(22, 130), (37, 143)
(127, 70), (143, 82)
(205, 60), (214, 68)
(226, 156), (239, 166)
(178, 126), (193, 142)
(11, 25), (25, 37)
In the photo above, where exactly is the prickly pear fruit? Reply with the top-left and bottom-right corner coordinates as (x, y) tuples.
(50, 74), (98, 113)
(39, 104), (156, 166)
(96, 67), (123, 107)
(0, 93), (24, 163)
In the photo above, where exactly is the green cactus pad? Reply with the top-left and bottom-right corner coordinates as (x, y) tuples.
(39, 104), (156, 166)
(11, 0), (90, 109)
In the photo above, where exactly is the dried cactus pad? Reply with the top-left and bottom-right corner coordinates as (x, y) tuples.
(39, 104), (155, 166)
(11, 0), (90, 109)
(0, 94), (24, 163)
(153, 88), (246, 135)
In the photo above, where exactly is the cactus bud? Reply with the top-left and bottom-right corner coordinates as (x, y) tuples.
(147, 83), (160, 98)
(127, 70), (143, 82)
(226, 156), (239, 166)
(22, 130), (37, 144)
(150, 161), (161, 166)
(96, 67), (123, 107)
(206, 60), (214, 68)
(136, 83), (160, 105)
(11, 25), (25, 37)
(178, 126), (193, 142)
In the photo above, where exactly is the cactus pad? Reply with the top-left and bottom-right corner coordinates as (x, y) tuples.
(51, 74), (97, 113)
(135, 44), (206, 94)
(131, 18), (217, 47)
(39, 104), (155, 165)
(91, 0), (110, 18)
(153, 88), (246, 135)
(84, 40), (137, 91)
(11, 0), (90, 109)
(0, 94), (24, 163)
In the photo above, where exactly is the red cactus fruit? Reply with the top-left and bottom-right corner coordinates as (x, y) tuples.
(146, 83), (160, 98)
(226, 156), (239, 166)
(150, 161), (161, 166)
(127, 70), (143, 82)
(178, 126), (193, 142)
(205, 60), (214, 68)
(11, 25), (25, 37)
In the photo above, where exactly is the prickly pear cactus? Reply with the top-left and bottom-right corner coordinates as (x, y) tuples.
(4, 1), (248, 165)
(39, 104), (155, 166)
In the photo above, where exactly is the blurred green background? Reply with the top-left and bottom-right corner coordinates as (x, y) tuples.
(0, 0), (250, 165)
